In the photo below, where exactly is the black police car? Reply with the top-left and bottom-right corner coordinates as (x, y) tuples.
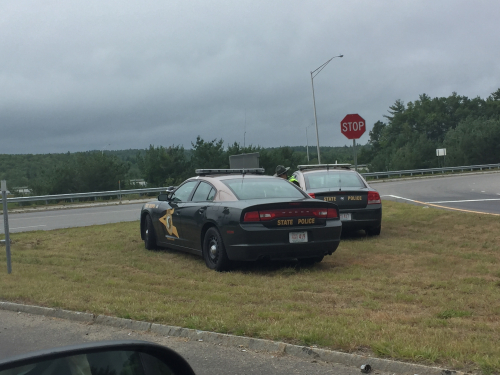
(290, 164), (382, 235)
(140, 168), (342, 271)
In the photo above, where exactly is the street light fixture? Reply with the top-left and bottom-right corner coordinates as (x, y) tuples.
(310, 54), (343, 164)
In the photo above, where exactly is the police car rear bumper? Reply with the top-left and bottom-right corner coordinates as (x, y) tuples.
(339, 205), (381, 229)
(224, 220), (342, 261)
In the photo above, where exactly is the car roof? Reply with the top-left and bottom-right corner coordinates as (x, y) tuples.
(195, 168), (265, 176)
(182, 172), (304, 202)
(195, 174), (277, 181)
(296, 164), (353, 173)
(297, 168), (358, 174)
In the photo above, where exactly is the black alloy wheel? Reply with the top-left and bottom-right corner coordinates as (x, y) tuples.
(203, 227), (231, 271)
(144, 215), (157, 250)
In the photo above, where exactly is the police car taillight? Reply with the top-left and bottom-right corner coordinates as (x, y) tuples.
(327, 208), (338, 218)
(367, 191), (381, 204)
(243, 211), (260, 222)
(259, 212), (275, 220)
(243, 211), (276, 222)
(308, 193), (316, 199)
(243, 208), (337, 222)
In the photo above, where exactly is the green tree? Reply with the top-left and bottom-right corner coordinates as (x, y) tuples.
(29, 152), (129, 195)
(490, 88), (500, 101)
(137, 145), (189, 187)
(76, 152), (129, 192)
(383, 99), (405, 122)
(367, 89), (500, 171)
(444, 117), (500, 165)
(190, 136), (227, 169)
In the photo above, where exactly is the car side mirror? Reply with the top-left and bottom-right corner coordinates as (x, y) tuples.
(0, 340), (196, 375)
(158, 193), (172, 201)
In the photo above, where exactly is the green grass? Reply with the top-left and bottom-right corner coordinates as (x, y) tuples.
(1, 201), (499, 373)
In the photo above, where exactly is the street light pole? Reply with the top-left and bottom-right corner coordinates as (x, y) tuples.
(306, 127), (309, 162)
(305, 124), (314, 162)
(310, 54), (343, 164)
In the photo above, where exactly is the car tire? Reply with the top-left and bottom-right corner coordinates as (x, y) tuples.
(144, 215), (157, 250)
(366, 225), (381, 236)
(203, 227), (231, 272)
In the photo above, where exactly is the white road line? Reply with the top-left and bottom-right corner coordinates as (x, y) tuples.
(426, 198), (500, 203)
(381, 195), (416, 202)
(380, 195), (500, 216)
(381, 195), (500, 204)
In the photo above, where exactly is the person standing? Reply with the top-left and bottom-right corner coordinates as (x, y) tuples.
(273, 165), (290, 179)
(288, 174), (300, 187)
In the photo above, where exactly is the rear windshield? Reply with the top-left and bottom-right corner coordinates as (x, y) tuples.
(304, 171), (366, 189)
(222, 178), (306, 200)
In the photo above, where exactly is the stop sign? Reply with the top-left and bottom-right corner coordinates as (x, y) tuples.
(341, 114), (366, 139)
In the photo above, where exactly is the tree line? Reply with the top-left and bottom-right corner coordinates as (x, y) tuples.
(135, 136), (362, 187)
(359, 89), (500, 171)
(0, 140), (361, 195)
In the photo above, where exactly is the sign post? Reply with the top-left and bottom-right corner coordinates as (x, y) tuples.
(436, 148), (447, 168)
(1, 180), (12, 274)
(340, 114), (366, 171)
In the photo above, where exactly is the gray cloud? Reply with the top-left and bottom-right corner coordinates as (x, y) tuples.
(1, 0), (499, 154)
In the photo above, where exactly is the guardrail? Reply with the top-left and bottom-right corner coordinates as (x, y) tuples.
(361, 163), (500, 179)
(1, 187), (168, 207)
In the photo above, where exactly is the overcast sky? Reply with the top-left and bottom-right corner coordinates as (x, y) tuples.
(1, 0), (499, 155)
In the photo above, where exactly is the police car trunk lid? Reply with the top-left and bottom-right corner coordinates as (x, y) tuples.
(240, 199), (339, 228)
(309, 188), (368, 209)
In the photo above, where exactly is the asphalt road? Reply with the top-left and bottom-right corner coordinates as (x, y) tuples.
(0, 203), (144, 234)
(372, 171), (500, 215)
(0, 309), (386, 375)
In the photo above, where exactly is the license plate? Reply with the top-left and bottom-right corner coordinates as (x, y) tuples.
(289, 231), (308, 243)
(340, 213), (352, 221)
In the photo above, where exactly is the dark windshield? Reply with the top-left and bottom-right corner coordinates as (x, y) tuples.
(222, 178), (306, 200)
(304, 171), (366, 190)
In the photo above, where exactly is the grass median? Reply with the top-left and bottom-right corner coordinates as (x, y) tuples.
(1, 201), (499, 374)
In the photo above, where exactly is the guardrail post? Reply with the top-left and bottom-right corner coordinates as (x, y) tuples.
(1, 180), (12, 274)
